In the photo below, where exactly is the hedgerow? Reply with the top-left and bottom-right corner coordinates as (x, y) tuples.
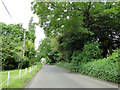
(56, 49), (120, 83)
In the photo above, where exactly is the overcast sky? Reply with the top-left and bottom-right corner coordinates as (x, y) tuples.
(0, 0), (45, 50)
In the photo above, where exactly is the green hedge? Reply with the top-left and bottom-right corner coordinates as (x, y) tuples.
(55, 49), (120, 83)
(56, 62), (73, 70)
(79, 59), (119, 83)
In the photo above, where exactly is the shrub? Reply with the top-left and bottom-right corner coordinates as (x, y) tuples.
(70, 42), (102, 72)
(78, 49), (120, 83)
(72, 42), (102, 63)
(2, 58), (19, 70)
(55, 62), (72, 70)
(56, 49), (120, 83)
(18, 57), (30, 69)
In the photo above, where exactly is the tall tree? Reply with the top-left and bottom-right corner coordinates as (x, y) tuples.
(31, 2), (120, 58)
(25, 17), (36, 63)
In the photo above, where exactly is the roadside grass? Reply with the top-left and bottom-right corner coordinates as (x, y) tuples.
(0, 62), (42, 89)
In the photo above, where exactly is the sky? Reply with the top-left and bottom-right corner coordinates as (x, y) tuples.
(0, 0), (45, 50)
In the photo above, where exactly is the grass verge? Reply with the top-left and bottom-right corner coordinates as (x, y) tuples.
(0, 62), (42, 89)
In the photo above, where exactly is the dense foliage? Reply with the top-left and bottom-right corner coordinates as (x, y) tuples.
(1, 17), (36, 70)
(32, 2), (120, 57)
(36, 38), (59, 64)
(31, 2), (120, 83)
(56, 49), (120, 83)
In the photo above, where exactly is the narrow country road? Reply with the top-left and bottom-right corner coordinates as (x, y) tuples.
(25, 65), (118, 88)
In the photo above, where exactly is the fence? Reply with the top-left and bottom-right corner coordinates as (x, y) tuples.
(0, 65), (37, 87)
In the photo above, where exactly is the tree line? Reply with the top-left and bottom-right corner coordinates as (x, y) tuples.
(32, 2), (120, 63)
(1, 17), (37, 70)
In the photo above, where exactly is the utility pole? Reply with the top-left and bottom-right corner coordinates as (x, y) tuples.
(23, 30), (25, 58)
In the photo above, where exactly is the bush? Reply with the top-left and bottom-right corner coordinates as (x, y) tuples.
(55, 62), (73, 70)
(72, 42), (102, 63)
(2, 58), (19, 70)
(56, 49), (120, 83)
(70, 42), (102, 72)
(18, 57), (30, 69)
(79, 49), (120, 83)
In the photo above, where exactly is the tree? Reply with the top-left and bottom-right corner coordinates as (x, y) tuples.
(1, 17), (37, 70)
(1, 23), (24, 70)
(31, 2), (120, 58)
(37, 37), (59, 64)
(25, 17), (36, 64)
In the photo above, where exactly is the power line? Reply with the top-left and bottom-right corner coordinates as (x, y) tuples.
(1, 0), (11, 18)
(1, 0), (14, 23)
(1, 0), (25, 58)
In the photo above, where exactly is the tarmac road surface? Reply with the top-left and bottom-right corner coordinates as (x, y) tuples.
(25, 65), (118, 88)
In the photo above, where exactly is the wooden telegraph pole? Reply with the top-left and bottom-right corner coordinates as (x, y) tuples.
(23, 30), (25, 58)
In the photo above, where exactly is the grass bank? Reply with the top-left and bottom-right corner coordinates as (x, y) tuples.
(0, 62), (42, 89)
(55, 50), (119, 84)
